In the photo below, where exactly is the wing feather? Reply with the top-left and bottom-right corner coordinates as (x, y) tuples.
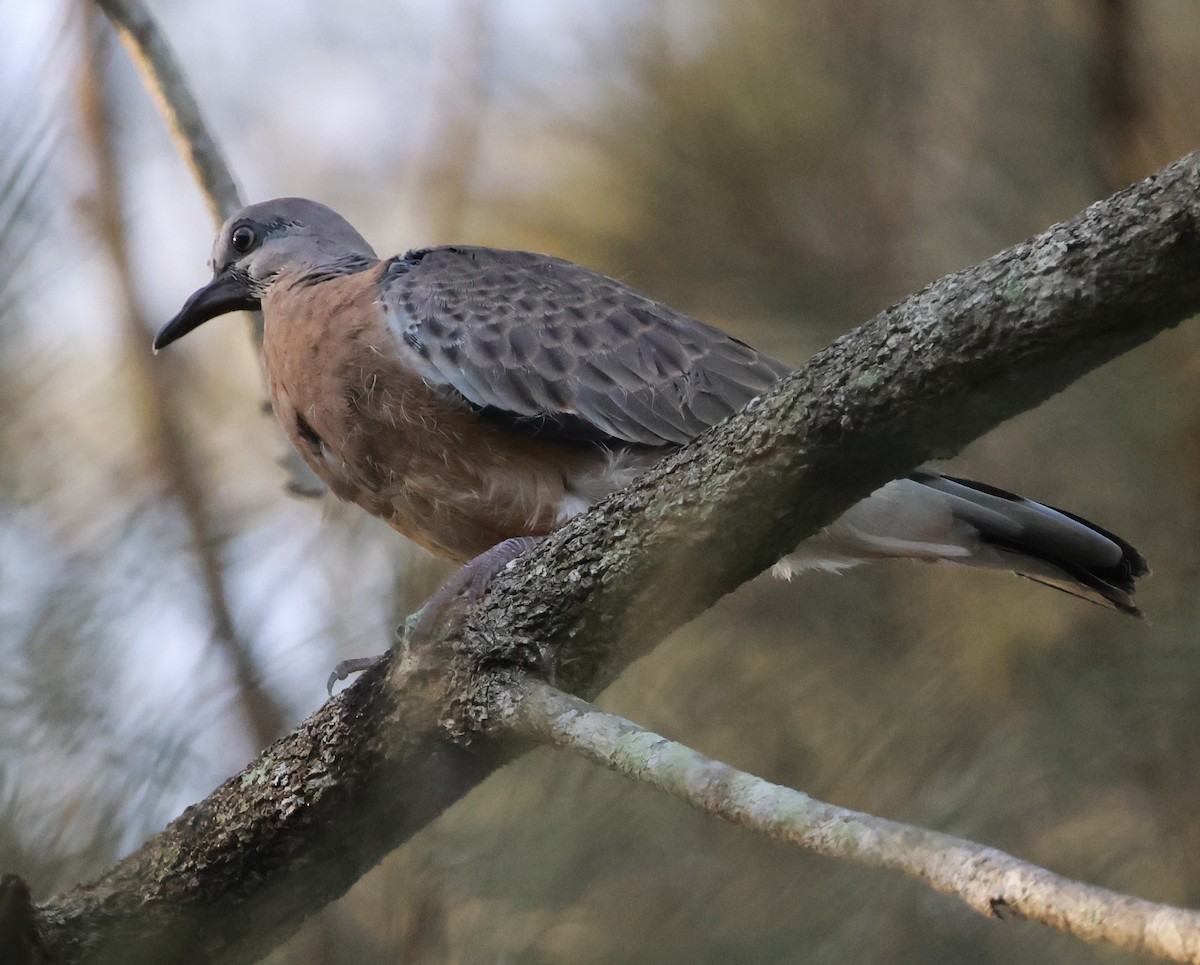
(381, 246), (790, 447)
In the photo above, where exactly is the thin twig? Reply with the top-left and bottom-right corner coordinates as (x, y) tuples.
(509, 675), (1200, 964)
(92, 0), (325, 496)
(77, 6), (288, 745)
(91, 0), (240, 226)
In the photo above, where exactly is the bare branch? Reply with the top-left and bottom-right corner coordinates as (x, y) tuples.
(508, 676), (1200, 963)
(29, 151), (1200, 964)
(77, 5), (288, 746)
(90, 0), (240, 226)
(92, 0), (325, 496)
(463, 150), (1200, 708)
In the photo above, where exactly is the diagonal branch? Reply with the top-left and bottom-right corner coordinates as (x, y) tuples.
(463, 153), (1200, 706)
(92, 0), (325, 497)
(90, 0), (240, 226)
(28, 151), (1200, 965)
(77, 4), (288, 748)
(508, 676), (1200, 964)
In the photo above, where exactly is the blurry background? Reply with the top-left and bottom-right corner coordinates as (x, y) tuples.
(2, 0), (1199, 962)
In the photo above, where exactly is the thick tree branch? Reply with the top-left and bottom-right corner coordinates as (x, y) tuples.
(462, 153), (1200, 707)
(26, 151), (1200, 964)
(508, 676), (1200, 963)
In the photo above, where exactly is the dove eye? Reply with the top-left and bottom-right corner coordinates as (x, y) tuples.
(230, 225), (258, 254)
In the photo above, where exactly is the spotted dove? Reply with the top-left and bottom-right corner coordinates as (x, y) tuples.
(156, 198), (1148, 619)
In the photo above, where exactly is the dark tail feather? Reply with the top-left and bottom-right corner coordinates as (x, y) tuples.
(911, 471), (1149, 617)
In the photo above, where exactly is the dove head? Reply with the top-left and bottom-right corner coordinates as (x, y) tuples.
(154, 198), (378, 351)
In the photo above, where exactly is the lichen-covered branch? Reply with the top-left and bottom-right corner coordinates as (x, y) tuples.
(29, 151), (1200, 965)
(460, 151), (1200, 706)
(508, 676), (1200, 964)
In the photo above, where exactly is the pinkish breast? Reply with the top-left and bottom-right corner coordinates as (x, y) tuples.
(259, 264), (621, 562)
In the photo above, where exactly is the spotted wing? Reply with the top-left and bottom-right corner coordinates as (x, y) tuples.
(379, 246), (791, 447)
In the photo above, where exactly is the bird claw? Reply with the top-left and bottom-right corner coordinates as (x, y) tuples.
(408, 536), (543, 638)
(326, 537), (543, 696)
(326, 654), (385, 695)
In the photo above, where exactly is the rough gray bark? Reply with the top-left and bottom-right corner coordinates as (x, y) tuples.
(29, 153), (1200, 964)
(464, 153), (1200, 706)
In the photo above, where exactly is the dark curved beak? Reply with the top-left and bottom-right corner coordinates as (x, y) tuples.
(153, 269), (259, 352)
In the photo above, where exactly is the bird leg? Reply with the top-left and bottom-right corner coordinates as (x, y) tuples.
(407, 535), (544, 638)
(326, 536), (544, 694)
(325, 655), (383, 693)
